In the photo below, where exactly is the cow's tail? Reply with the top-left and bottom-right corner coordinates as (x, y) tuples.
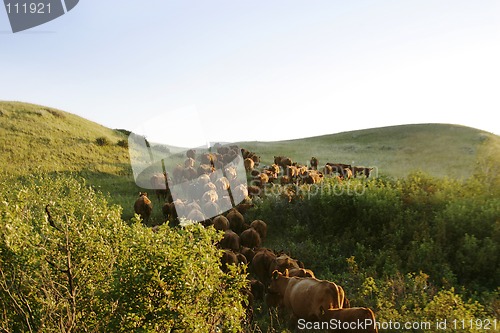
(337, 285), (345, 309)
(326, 283), (343, 310)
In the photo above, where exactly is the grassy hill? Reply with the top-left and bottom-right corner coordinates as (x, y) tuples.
(0, 101), (137, 216)
(2, 101), (499, 219)
(241, 123), (500, 179)
(0, 101), (131, 176)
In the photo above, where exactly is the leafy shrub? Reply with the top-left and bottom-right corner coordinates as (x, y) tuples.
(0, 175), (124, 332)
(46, 109), (65, 118)
(248, 170), (498, 331)
(117, 139), (128, 148)
(0, 175), (247, 333)
(109, 221), (247, 332)
(95, 136), (110, 146)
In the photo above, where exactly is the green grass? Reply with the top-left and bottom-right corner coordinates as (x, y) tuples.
(240, 123), (500, 179)
(0, 101), (130, 175)
(0, 101), (139, 219)
(2, 101), (499, 223)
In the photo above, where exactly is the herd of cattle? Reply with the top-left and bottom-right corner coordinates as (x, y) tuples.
(133, 146), (378, 332)
(134, 145), (374, 224)
(214, 210), (379, 332)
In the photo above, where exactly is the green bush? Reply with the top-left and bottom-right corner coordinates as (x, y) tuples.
(117, 139), (128, 148)
(248, 170), (499, 330)
(0, 175), (247, 332)
(0, 175), (124, 332)
(108, 221), (247, 332)
(95, 136), (110, 146)
(251, 172), (499, 290)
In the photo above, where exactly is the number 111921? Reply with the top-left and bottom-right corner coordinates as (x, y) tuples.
(6, 2), (51, 14)
(452, 319), (497, 330)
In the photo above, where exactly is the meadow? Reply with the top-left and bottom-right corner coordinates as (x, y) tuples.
(1, 101), (499, 332)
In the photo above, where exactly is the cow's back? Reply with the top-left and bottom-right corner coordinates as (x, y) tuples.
(286, 278), (342, 321)
(322, 307), (378, 333)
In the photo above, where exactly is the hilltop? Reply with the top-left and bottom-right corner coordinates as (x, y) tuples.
(0, 101), (137, 212)
(0, 101), (131, 176)
(240, 123), (500, 179)
(2, 100), (499, 184)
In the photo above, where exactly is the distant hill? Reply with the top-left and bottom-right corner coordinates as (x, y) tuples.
(240, 123), (500, 179)
(1, 101), (499, 183)
(0, 101), (138, 215)
(0, 101), (131, 177)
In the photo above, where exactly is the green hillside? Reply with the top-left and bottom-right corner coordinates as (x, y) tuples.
(0, 101), (131, 176)
(241, 123), (500, 179)
(3, 101), (498, 182)
(0, 101), (137, 216)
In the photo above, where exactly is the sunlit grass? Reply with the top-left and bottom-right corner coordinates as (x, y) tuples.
(240, 123), (499, 179)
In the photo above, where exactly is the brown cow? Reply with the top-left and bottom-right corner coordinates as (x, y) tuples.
(343, 167), (353, 180)
(251, 248), (277, 286)
(150, 173), (169, 202)
(244, 158), (255, 172)
(235, 201), (254, 215)
(250, 154), (260, 165)
(134, 192), (153, 224)
(269, 254), (302, 276)
(310, 157), (319, 170)
(201, 189), (218, 204)
(203, 201), (220, 218)
(240, 246), (256, 264)
(302, 170), (324, 184)
(327, 163), (352, 178)
(250, 219), (267, 240)
(198, 163), (214, 176)
(186, 149), (196, 159)
(268, 270), (344, 323)
(200, 152), (215, 165)
(253, 172), (269, 187)
(280, 157), (293, 168)
(267, 164), (280, 178)
(224, 166), (238, 181)
(352, 167), (374, 178)
(249, 279), (265, 302)
(203, 182), (217, 192)
(220, 250), (238, 273)
(323, 164), (334, 176)
(184, 157), (196, 168)
(240, 228), (261, 249)
(226, 208), (245, 234)
(219, 229), (240, 251)
(288, 268), (315, 278)
(172, 165), (184, 184)
(183, 166), (197, 180)
(215, 177), (230, 192)
(247, 185), (262, 198)
(235, 252), (248, 266)
(231, 184), (249, 202)
(186, 209), (205, 223)
(213, 215), (230, 231)
(162, 201), (183, 227)
(320, 307), (378, 332)
(286, 165), (299, 179)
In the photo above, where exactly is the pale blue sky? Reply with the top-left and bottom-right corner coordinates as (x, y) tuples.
(1, 0), (499, 145)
